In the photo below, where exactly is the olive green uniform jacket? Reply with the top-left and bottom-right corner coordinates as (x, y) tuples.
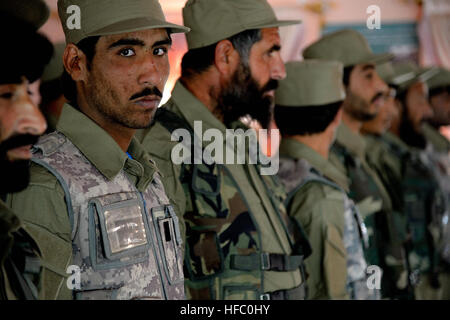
(135, 81), (304, 299)
(279, 138), (350, 299)
(0, 200), (41, 299)
(7, 104), (166, 299)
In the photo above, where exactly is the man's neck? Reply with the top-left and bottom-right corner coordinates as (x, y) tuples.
(180, 75), (223, 122)
(292, 134), (330, 159)
(77, 98), (134, 152)
(342, 111), (362, 134)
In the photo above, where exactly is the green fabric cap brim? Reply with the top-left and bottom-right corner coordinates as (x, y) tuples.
(89, 17), (190, 37)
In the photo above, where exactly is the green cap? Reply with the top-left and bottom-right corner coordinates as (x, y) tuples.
(426, 67), (450, 91)
(303, 29), (393, 67)
(377, 61), (439, 90)
(183, 0), (301, 50)
(41, 42), (66, 83)
(58, 0), (190, 44)
(0, 0), (50, 30)
(275, 60), (346, 107)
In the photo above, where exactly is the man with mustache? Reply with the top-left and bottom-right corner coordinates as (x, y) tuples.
(303, 30), (408, 299)
(136, 0), (310, 300)
(0, 0), (53, 299)
(7, 0), (189, 300)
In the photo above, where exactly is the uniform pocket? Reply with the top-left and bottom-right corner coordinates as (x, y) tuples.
(150, 205), (184, 285)
(88, 192), (150, 271)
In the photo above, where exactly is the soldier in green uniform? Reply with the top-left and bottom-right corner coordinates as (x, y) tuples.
(0, 0), (53, 299)
(136, 0), (310, 300)
(362, 61), (448, 300)
(7, 0), (189, 300)
(303, 29), (408, 299)
(423, 67), (450, 300)
(275, 60), (376, 300)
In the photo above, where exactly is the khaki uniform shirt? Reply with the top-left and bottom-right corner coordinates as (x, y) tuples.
(279, 138), (350, 299)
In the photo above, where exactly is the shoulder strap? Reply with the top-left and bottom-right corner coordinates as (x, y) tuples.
(285, 170), (344, 208)
(31, 132), (75, 235)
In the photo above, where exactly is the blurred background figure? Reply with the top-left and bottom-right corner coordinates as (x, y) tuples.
(0, 0), (53, 299)
(39, 42), (67, 133)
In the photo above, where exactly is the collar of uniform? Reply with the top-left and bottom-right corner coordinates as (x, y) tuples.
(335, 122), (367, 158)
(171, 81), (228, 146)
(126, 138), (157, 191)
(57, 103), (156, 186)
(383, 131), (410, 152)
(280, 138), (350, 192)
(0, 199), (21, 235)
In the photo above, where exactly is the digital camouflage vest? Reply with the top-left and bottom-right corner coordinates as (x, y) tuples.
(154, 108), (310, 300)
(31, 132), (185, 300)
(278, 157), (378, 299)
(331, 141), (406, 298)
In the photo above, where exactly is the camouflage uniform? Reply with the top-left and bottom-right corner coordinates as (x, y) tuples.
(0, 200), (42, 299)
(365, 131), (449, 299)
(278, 138), (376, 299)
(8, 104), (185, 300)
(330, 123), (407, 299)
(136, 81), (310, 300)
(422, 123), (450, 299)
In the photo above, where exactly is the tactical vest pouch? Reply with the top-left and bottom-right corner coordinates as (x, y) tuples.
(184, 163), (228, 280)
(150, 205), (184, 285)
(88, 192), (150, 271)
(222, 285), (260, 300)
(191, 164), (228, 219)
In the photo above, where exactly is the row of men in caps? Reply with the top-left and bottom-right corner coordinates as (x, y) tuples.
(1, 0), (449, 300)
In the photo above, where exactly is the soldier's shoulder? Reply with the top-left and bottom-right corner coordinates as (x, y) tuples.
(28, 161), (64, 193)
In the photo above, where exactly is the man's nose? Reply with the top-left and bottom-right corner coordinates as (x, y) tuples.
(14, 87), (47, 136)
(271, 53), (287, 81)
(137, 54), (168, 86)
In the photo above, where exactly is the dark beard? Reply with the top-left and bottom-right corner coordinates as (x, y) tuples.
(0, 134), (39, 194)
(216, 63), (277, 129)
(399, 107), (427, 149)
(345, 90), (383, 122)
(0, 159), (30, 195)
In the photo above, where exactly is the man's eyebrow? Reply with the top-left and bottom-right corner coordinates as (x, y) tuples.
(362, 64), (375, 71)
(153, 38), (172, 48)
(108, 38), (145, 49)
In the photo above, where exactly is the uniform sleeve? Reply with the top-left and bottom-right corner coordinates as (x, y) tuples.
(6, 162), (73, 300)
(288, 182), (349, 300)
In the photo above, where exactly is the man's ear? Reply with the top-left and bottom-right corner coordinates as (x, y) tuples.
(214, 39), (240, 77)
(63, 43), (89, 82)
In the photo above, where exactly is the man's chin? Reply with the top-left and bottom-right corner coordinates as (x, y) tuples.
(0, 159), (31, 194)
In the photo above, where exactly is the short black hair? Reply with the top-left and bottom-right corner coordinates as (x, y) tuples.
(181, 29), (262, 79)
(429, 85), (450, 99)
(274, 101), (343, 136)
(61, 36), (100, 104)
(40, 78), (63, 106)
(342, 65), (354, 87)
